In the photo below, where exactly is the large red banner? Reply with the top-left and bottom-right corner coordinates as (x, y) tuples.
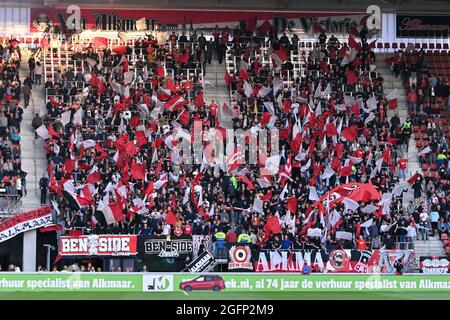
(60, 235), (138, 256)
(30, 8), (364, 34)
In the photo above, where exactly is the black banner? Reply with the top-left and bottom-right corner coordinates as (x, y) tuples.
(138, 235), (193, 258)
(183, 251), (215, 272)
(396, 15), (450, 38)
(419, 256), (450, 274)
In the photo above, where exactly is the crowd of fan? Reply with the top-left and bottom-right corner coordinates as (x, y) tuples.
(0, 41), (27, 203)
(35, 22), (449, 259)
(390, 49), (450, 243)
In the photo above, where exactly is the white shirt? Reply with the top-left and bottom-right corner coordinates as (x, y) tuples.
(406, 226), (417, 238)
(420, 212), (428, 222)
(162, 224), (171, 235)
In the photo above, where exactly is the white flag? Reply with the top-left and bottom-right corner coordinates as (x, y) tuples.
(343, 197), (359, 212)
(272, 78), (284, 95)
(364, 112), (376, 125)
(244, 81), (253, 98)
(263, 102), (275, 115)
(386, 88), (399, 101)
(321, 166), (335, 180)
(36, 125), (49, 139)
(362, 204), (378, 214)
(72, 108), (83, 125)
(418, 146), (432, 155)
(252, 198), (264, 214)
(300, 159), (311, 172)
(258, 86), (271, 98)
(61, 110), (71, 127)
(360, 218), (374, 228)
(308, 186), (320, 201)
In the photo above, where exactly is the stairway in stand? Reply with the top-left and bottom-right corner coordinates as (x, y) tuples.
(375, 53), (421, 205)
(19, 63), (48, 211)
(413, 235), (446, 257)
(203, 59), (230, 113)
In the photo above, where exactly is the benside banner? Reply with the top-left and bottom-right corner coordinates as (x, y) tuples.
(0, 205), (52, 243)
(59, 235), (137, 256)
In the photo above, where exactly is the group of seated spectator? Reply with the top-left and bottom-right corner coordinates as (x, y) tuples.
(0, 41), (26, 206)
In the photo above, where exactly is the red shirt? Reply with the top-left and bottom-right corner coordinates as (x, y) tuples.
(356, 239), (367, 250)
(399, 159), (408, 169)
(226, 231), (237, 243)
(209, 103), (219, 116)
(174, 228), (183, 237)
(184, 225), (192, 235)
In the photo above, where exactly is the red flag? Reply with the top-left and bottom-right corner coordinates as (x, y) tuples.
(264, 215), (281, 237)
(93, 37), (108, 47)
(131, 162), (146, 180)
(258, 20), (272, 36)
(341, 125), (358, 142)
(239, 69), (249, 81)
(407, 173), (422, 185)
(237, 174), (255, 190)
(339, 165), (353, 176)
(40, 224), (63, 233)
(261, 190), (272, 201)
(165, 79), (178, 94)
(348, 35), (362, 51)
(130, 115), (140, 128)
(113, 46), (127, 55)
(135, 131), (148, 147)
(224, 71), (233, 86)
(178, 173), (186, 189)
(259, 112), (271, 126)
(165, 210), (178, 226)
(286, 197), (298, 213)
(86, 171), (101, 184)
(176, 51), (190, 64)
(352, 102), (360, 117)
(325, 122), (338, 137)
(195, 92), (205, 107)
(47, 124), (61, 138)
(346, 70), (358, 85)
(64, 159), (76, 175)
(179, 110), (190, 126)
(109, 203), (124, 222)
(283, 99), (292, 113)
(145, 181), (154, 196)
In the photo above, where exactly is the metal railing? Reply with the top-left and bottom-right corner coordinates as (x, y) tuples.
(0, 194), (22, 216)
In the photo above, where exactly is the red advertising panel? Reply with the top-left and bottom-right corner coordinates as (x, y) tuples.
(60, 235), (138, 256)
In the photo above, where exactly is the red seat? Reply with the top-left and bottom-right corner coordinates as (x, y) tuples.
(421, 163), (429, 171)
(415, 43), (421, 49)
(384, 43), (390, 49)
(430, 163), (437, 171)
(436, 43), (442, 50)
(412, 125), (420, 132)
(416, 140), (423, 148)
(446, 246), (450, 254)
(444, 43), (449, 50)
(441, 233), (448, 240)
(429, 43), (435, 50)
(377, 42), (383, 49)
(422, 43), (428, 49)
(392, 43), (398, 49)
(400, 43), (406, 49)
